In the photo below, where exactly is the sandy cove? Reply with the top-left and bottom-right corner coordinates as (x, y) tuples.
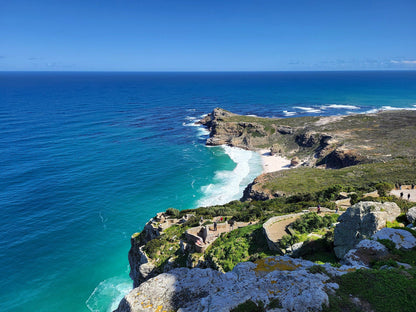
(258, 149), (292, 173)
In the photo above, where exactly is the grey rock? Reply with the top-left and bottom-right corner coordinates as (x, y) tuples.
(372, 228), (416, 250)
(296, 131), (318, 147)
(342, 239), (389, 267)
(406, 207), (416, 223)
(115, 256), (350, 312)
(333, 201), (400, 258)
(277, 126), (293, 135)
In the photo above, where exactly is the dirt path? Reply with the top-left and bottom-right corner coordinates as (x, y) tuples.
(266, 217), (299, 242)
(390, 189), (416, 202)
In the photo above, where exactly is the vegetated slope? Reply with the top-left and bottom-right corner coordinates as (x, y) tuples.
(243, 158), (416, 201)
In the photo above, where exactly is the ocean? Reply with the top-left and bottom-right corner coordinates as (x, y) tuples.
(0, 71), (415, 311)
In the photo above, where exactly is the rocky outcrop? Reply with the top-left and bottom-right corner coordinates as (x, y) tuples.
(115, 256), (358, 312)
(241, 174), (276, 201)
(270, 143), (282, 156)
(406, 207), (416, 223)
(342, 239), (389, 267)
(317, 148), (365, 169)
(296, 131), (319, 147)
(129, 230), (158, 288)
(290, 156), (300, 167)
(372, 228), (416, 250)
(334, 201), (401, 258)
(277, 125), (293, 135)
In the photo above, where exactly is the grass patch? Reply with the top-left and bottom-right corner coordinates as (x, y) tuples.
(260, 158), (416, 199)
(324, 268), (416, 312)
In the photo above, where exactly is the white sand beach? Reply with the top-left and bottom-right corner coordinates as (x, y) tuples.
(258, 149), (292, 173)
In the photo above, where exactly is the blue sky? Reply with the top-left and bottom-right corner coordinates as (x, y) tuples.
(1, 0), (415, 71)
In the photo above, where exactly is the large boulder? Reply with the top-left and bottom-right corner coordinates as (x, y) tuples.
(372, 228), (416, 250)
(342, 239), (389, 267)
(406, 207), (416, 223)
(115, 256), (351, 312)
(334, 201), (400, 258)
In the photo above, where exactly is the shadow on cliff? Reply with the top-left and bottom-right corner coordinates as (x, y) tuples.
(114, 269), (210, 312)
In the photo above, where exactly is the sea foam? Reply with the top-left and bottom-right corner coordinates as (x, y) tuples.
(86, 275), (132, 312)
(322, 104), (360, 110)
(197, 145), (262, 207)
(293, 106), (322, 113)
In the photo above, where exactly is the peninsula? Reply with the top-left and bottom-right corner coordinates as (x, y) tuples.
(115, 108), (416, 312)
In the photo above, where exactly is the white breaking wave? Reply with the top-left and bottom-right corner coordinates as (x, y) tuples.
(364, 106), (416, 114)
(86, 275), (132, 312)
(182, 115), (199, 127)
(321, 104), (360, 110)
(293, 106), (322, 113)
(197, 145), (262, 207)
(283, 111), (297, 116)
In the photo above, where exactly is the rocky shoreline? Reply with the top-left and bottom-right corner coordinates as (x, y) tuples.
(115, 108), (416, 312)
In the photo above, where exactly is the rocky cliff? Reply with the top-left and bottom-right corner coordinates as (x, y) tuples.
(200, 108), (416, 170)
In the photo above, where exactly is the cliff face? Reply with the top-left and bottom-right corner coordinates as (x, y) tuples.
(201, 108), (416, 168)
(129, 222), (160, 287)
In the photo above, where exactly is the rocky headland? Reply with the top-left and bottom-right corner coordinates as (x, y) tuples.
(116, 108), (416, 312)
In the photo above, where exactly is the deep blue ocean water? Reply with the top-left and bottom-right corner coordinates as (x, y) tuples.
(0, 71), (415, 311)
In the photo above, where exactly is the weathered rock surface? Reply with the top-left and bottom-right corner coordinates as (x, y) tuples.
(406, 207), (416, 223)
(296, 131), (319, 147)
(290, 156), (300, 167)
(317, 148), (365, 169)
(241, 173), (284, 201)
(372, 228), (416, 250)
(342, 239), (389, 267)
(115, 256), (357, 312)
(334, 201), (401, 258)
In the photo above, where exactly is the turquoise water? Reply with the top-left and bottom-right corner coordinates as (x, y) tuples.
(1, 71), (415, 311)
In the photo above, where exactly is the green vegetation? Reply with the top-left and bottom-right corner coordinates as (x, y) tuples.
(291, 212), (338, 234)
(141, 224), (189, 270)
(179, 197), (334, 223)
(308, 265), (328, 275)
(230, 298), (282, 312)
(165, 207), (180, 218)
(375, 182), (394, 197)
(230, 299), (265, 312)
(261, 158), (416, 196)
(287, 229), (339, 265)
(206, 224), (279, 272)
(324, 268), (416, 312)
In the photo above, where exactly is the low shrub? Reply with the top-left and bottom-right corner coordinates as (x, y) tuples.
(324, 268), (416, 312)
(230, 300), (265, 312)
(165, 207), (180, 217)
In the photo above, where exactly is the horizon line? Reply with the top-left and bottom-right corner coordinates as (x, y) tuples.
(1, 69), (416, 73)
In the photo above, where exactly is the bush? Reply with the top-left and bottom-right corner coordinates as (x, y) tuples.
(165, 207), (180, 217)
(308, 265), (328, 275)
(291, 213), (338, 234)
(375, 182), (394, 197)
(279, 234), (300, 248)
(143, 238), (163, 259)
(230, 300), (265, 312)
